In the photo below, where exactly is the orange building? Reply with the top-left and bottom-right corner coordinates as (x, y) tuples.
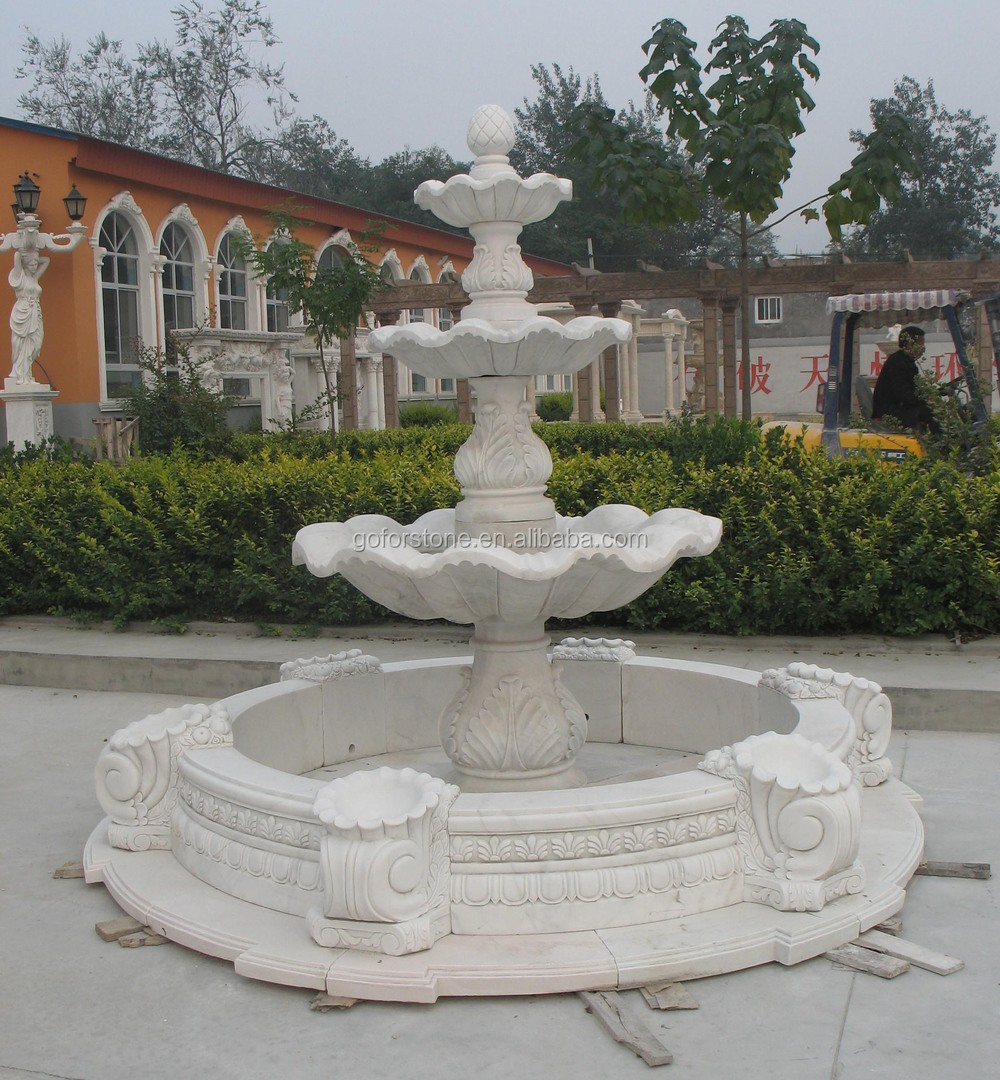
(0, 117), (569, 444)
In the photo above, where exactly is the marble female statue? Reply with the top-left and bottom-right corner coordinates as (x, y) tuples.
(8, 247), (49, 384)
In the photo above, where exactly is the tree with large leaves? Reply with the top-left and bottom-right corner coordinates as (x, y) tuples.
(841, 77), (1000, 259)
(511, 63), (775, 269)
(570, 17), (918, 418)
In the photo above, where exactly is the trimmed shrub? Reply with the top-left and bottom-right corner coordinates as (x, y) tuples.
(536, 392), (573, 421)
(1, 419), (996, 637)
(399, 401), (459, 427)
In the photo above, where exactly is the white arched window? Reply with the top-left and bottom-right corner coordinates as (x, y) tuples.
(99, 211), (142, 395)
(317, 245), (347, 273)
(160, 222), (196, 334)
(265, 241), (290, 332)
(217, 234), (248, 330)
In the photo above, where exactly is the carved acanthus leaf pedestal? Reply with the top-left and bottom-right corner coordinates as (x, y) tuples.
(441, 619), (587, 788)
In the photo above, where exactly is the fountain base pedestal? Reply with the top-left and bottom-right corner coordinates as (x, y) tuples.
(440, 619), (587, 788)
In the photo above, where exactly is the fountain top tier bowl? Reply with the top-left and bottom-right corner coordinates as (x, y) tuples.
(369, 103), (617, 338)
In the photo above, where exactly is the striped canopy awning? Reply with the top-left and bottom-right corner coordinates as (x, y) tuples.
(826, 290), (969, 325)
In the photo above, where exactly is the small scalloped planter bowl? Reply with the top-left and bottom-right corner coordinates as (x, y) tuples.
(84, 653), (924, 1002)
(315, 766), (444, 832)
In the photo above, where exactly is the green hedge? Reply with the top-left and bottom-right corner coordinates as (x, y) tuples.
(1, 423), (997, 636)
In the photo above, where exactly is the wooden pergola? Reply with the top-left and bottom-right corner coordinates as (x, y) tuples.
(360, 259), (1000, 427)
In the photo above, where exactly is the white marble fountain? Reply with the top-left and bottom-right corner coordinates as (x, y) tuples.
(84, 106), (924, 1002)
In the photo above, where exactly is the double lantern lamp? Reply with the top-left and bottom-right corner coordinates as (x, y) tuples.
(12, 172), (87, 222)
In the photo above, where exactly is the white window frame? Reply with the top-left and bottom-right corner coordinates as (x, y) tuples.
(754, 296), (783, 325)
(159, 221), (198, 336)
(217, 233), (249, 330)
(94, 199), (157, 402)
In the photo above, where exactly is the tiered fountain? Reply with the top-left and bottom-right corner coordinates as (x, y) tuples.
(84, 106), (924, 1002)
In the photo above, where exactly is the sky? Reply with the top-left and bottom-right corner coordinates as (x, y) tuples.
(2, 0), (998, 253)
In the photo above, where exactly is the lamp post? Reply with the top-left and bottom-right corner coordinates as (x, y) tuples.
(0, 174), (88, 447)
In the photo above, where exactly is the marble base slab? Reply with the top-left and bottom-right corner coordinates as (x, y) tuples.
(83, 776), (923, 1003)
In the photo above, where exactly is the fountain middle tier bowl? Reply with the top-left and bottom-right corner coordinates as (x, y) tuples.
(292, 505), (722, 625)
(366, 316), (631, 380)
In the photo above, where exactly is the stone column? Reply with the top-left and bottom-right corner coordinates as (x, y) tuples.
(676, 320), (689, 409)
(339, 332), (359, 430)
(376, 361), (386, 429)
(600, 302), (621, 422)
(376, 310), (400, 429)
(571, 300), (594, 422)
(364, 357), (381, 429)
(620, 302), (643, 421)
(662, 321), (676, 420)
(701, 296), (721, 418)
(722, 299), (739, 419)
(618, 343), (632, 423)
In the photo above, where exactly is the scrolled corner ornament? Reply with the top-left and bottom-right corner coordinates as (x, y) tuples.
(95, 703), (232, 851)
(782, 662), (894, 787)
(700, 731), (865, 912)
(308, 767), (459, 955)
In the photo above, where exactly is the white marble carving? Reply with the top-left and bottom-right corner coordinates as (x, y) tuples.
(308, 768), (459, 954)
(700, 732), (865, 911)
(96, 703), (231, 850)
(762, 663), (893, 786)
(84, 102), (926, 1000)
(552, 637), (637, 662)
(280, 649), (383, 683)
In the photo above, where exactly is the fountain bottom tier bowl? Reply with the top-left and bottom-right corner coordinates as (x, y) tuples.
(85, 647), (923, 1003)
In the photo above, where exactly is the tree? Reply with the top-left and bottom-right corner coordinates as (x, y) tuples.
(510, 63), (776, 269)
(358, 146), (471, 233)
(841, 77), (1000, 259)
(243, 114), (369, 201)
(236, 208), (383, 441)
(123, 341), (233, 455)
(17, 1), (309, 177)
(137, 0), (292, 173)
(15, 32), (159, 150)
(570, 17), (917, 418)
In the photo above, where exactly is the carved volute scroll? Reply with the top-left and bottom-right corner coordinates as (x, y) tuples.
(700, 732), (865, 912)
(96, 703), (232, 851)
(307, 767), (460, 955)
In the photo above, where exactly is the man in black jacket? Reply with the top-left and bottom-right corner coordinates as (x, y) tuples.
(871, 325), (934, 429)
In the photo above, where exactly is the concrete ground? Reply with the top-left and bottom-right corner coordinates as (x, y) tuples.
(1, 619), (997, 1079)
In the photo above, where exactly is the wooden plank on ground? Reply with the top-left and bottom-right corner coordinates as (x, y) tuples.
(824, 943), (910, 979)
(579, 991), (673, 1067)
(118, 932), (167, 948)
(640, 983), (699, 1011)
(310, 992), (358, 1011)
(874, 915), (903, 936)
(52, 860), (85, 879)
(95, 916), (145, 942)
(914, 861), (991, 880)
(857, 930), (964, 975)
